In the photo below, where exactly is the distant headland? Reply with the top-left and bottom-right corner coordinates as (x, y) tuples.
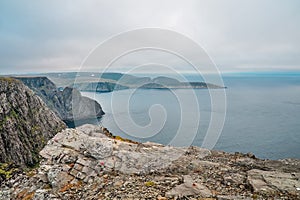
(7, 72), (226, 93)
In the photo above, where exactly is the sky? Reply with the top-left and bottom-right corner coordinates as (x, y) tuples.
(0, 0), (300, 74)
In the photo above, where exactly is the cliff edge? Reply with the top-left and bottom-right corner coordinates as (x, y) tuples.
(0, 78), (66, 168)
(1, 124), (299, 199)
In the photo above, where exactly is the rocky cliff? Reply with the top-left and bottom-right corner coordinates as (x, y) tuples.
(1, 124), (299, 199)
(14, 77), (105, 125)
(0, 78), (66, 168)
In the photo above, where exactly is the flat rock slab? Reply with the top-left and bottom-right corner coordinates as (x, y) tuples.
(247, 169), (300, 193)
(40, 126), (210, 175)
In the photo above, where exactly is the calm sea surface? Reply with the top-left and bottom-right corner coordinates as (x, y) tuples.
(82, 73), (300, 159)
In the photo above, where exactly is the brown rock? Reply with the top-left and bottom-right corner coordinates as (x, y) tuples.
(166, 175), (212, 198)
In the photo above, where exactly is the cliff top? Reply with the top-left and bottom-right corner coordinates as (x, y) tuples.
(1, 124), (299, 199)
(0, 77), (21, 83)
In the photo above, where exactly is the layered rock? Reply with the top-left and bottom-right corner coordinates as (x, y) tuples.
(1, 124), (299, 199)
(0, 77), (66, 168)
(14, 77), (105, 124)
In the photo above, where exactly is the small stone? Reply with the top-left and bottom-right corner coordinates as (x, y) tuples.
(70, 168), (80, 177)
(103, 174), (108, 179)
(76, 157), (92, 166)
(157, 196), (167, 200)
(246, 152), (255, 159)
(114, 180), (123, 187)
(76, 172), (86, 180)
(73, 163), (83, 171)
(82, 166), (93, 174)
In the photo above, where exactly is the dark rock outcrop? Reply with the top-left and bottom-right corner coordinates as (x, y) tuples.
(73, 82), (129, 93)
(15, 77), (105, 125)
(0, 77), (66, 168)
(61, 87), (105, 122)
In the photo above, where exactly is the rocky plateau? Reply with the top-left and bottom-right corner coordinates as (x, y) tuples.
(1, 124), (299, 200)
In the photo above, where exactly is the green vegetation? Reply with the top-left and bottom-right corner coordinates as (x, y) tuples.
(0, 77), (20, 83)
(0, 163), (18, 179)
(31, 125), (41, 133)
(28, 150), (41, 168)
(0, 116), (9, 127)
(0, 109), (19, 126)
(10, 109), (18, 118)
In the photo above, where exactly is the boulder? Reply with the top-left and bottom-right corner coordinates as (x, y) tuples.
(166, 175), (212, 198)
(247, 169), (300, 194)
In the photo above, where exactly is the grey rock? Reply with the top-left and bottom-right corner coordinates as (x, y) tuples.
(1, 124), (299, 199)
(217, 195), (252, 200)
(247, 169), (300, 193)
(76, 124), (108, 138)
(15, 77), (105, 124)
(47, 166), (73, 190)
(33, 189), (50, 200)
(83, 138), (113, 159)
(0, 78), (66, 167)
(0, 189), (10, 200)
(40, 126), (190, 174)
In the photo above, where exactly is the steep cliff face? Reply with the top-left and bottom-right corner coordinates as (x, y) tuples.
(15, 77), (105, 125)
(61, 87), (105, 122)
(0, 78), (66, 167)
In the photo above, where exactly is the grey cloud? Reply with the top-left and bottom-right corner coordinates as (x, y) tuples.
(0, 0), (300, 74)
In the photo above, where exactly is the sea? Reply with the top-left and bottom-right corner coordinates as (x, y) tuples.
(81, 72), (300, 160)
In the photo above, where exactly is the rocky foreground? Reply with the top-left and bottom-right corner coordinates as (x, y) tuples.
(1, 124), (299, 200)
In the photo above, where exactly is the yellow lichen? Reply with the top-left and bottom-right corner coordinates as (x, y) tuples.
(113, 135), (139, 144)
(0, 163), (17, 179)
(144, 181), (155, 187)
(114, 135), (125, 141)
(26, 170), (36, 177)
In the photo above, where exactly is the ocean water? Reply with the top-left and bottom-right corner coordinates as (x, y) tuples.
(81, 73), (300, 160)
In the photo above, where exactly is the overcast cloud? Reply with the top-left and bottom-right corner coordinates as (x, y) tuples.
(0, 0), (300, 74)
